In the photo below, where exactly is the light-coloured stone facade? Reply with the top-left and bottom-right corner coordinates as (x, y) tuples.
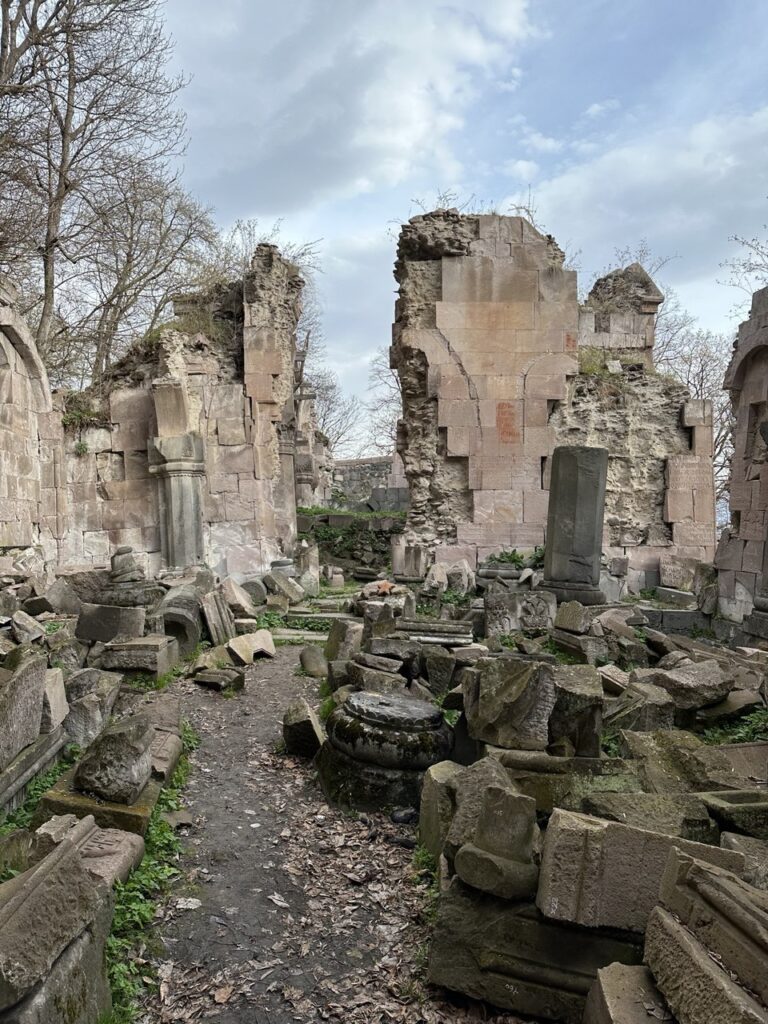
(391, 211), (716, 575)
(0, 245), (330, 576)
(716, 285), (768, 621)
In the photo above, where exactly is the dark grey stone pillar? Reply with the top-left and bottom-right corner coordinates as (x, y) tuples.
(149, 433), (206, 569)
(542, 445), (608, 604)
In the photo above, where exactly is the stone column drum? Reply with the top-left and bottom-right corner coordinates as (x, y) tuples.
(149, 434), (206, 569)
(542, 445), (608, 604)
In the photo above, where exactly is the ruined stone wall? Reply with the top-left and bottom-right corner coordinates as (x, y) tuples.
(0, 244), (314, 576)
(391, 211), (716, 575)
(716, 285), (768, 621)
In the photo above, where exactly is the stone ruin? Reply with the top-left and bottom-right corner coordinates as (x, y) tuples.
(1, 210), (768, 1023)
(391, 211), (716, 592)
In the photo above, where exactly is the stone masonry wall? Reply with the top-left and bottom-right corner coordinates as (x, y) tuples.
(716, 285), (768, 621)
(391, 211), (716, 573)
(0, 244), (311, 577)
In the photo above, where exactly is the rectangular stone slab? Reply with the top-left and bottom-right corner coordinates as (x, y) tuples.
(33, 769), (162, 836)
(428, 879), (642, 1024)
(0, 656), (47, 773)
(536, 808), (745, 933)
(0, 838), (107, 1010)
(0, 728), (67, 815)
(582, 963), (669, 1024)
(644, 906), (768, 1024)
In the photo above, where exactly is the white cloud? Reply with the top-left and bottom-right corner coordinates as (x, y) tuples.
(167, 0), (534, 217)
(503, 158), (539, 180)
(583, 98), (620, 119)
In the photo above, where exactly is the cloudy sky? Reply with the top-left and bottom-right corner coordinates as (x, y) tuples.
(164, 0), (768, 402)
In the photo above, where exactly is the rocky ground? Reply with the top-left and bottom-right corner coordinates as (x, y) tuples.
(144, 645), (522, 1024)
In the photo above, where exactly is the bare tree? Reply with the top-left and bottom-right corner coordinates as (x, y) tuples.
(365, 345), (401, 455)
(721, 213), (768, 311)
(304, 366), (365, 458)
(0, 0), (187, 357)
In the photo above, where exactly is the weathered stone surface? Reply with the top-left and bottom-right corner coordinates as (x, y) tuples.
(152, 586), (202, 657)
(346, 661), (406, 694)
(619, 729), (744, 793)
(442, 757), (517, 867)
(282, 699), (324, 758)
(324, 619), (363, 662)
(547, 663), (603, 757)
(419, 760), (462, 862)
(463, 657), (556, 750)
(0, 654), (46, 772)
(75, 603), (145, 642)
(603, 679), (676, 733)
(446, 559), (475, 596)
(193, 668), (245, 692)
(99, 635), (179, 677)
(423, 562), (448, 596)
(34, 814), (145, 885)
(645, 905), (767, 1024)
(200, 590), (237, 645)
(632, 659), (733, 710)
(421, 647), (456, 696)
(428, 879), (642, 1023)
(43, 577), (83, 616)
(263, 571), (304, 604)
(10, 611), (44, 644)
(661, 848), (768, 1007)
(0, 838), (109, 1011)
(554, 601), (591, 634)
(326, 691), (452, 771)
(40, 668), (69, 733)
(582, 963), (670, 1024)
(44, 629), (88, 676)
(536, 808), (744, 933)
(299, 644), (328, 678)
(35, 768), (162, 835)
(581, 792), (719, 844)
(227, 629), (276, 664)
(484, 585), (557, 636)
(700, 790), (768, 839)
(241, 577), (268, 606)
(543, 446), (608, 598)
(721, 832), (768, 890)
(327, 659), (350, 691)
(74, 713), (154, 804)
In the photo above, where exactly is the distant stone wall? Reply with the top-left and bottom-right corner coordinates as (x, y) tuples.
(391, 211), (716, 574)
(716, 285), (768, 622)
(0, 244), (328, 576)
(332, 455), (409, 511)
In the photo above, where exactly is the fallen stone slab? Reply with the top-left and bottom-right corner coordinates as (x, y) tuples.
(200, 590), (236, 645)
(226, 629), (276, 664)
(536, 808), (744, 933)
(419, 760), (463, 862)
(346, 661), (407, 694)
(699, 789), (768, 839)
(0, 728), (67, 816)
(299, 644), (328, 678)
(34, 769), (162, 836)
(604, 680), (676, 733)
(150, 729), (183, 782)
(660, 847), (768, 1007)
(99, 635), (180, 677)
(75, 603), (145, 643)
(33, 813), (144, 885)
(554, 600), (591, 634)
(580, 791), (719, 844)
(0, 653), (47, 772)
(631, 659), (733, 710)
(40, 667), (69, 733)
(193, 668), (245, 692)
(43, 577), (83, 616)
(711, 741), (768, 787)
(74, 713), (154, 805)
(442, 758), (520, 868)
(490, 747), (643, 813)
(324, 619), (363, 661)
(151, 586), (202, 657)
(263, 571), (305, 605)
(428, 879), (642, 1024)
(547, 663), (603, 757)
(645, 905), (767, 1024)
(220, 576), (260, 618)
(619, 729), (746, 793)
(0, 837), (109, 1011)
(721, 832), (768, 890)
(550, 628), (609, 666)
(463, 657), (556, 750)
(582, 963), (670, 1024)
(44, 628), (88, 675)
(282, 699), (325, 758)
(10, 610), (44, 644)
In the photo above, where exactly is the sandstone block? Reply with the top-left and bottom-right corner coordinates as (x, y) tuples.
(227, 629), (276, 664)
(0, 654), (47, 772)
(41, 668), (69, 733)
(282, 700), (325, 758)
(75, 603), (145, 643)
(582, 963), (669, 1024)
(324, 619), (363, 662)
(546, 663), (603, 757)
(74, 713), (153, 804)
(631, 659), (732, 710)
(463, 657), (556, 750)
(419, 760), (462, 862)
(536, 808), (744, 933)
(554, 600), (591, 634)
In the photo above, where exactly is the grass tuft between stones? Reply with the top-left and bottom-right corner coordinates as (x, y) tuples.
(104, 720), (200, 1024)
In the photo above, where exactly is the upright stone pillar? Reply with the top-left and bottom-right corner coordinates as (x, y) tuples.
(542, 446), (608, 605)
(274, 428), (298, 552)
(149, 434), (206, 569)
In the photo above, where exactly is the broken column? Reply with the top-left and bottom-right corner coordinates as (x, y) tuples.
(542, 445), (608, 604)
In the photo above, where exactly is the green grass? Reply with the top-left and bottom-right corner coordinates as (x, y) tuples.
(256, 610), (286, 631)
(542, 638), (581, 665)
(127, 642), (210, 693)
(440, 588), (470, 607)
(0, 746), (80, 835)
(288, 616), (332, 633)
(319, 695), (336, 722)
(104, 722), (198, 1023)
(44, 620), (65, 635)
(701, 708), (768, 746)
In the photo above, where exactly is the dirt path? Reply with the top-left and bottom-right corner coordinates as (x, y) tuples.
(145, 645), (520, 1024)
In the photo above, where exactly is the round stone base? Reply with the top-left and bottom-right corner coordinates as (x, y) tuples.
(316, 741), (423, 811)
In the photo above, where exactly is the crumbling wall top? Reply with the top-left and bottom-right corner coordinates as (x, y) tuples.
(586, 262), (664, 316)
